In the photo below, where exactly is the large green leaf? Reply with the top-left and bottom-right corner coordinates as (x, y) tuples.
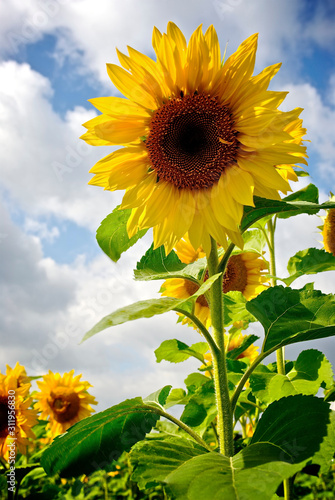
(96, 206), (148, 262)
(163, 395), (331, 499)
(155, 340), (208, 364)
(242, 196), (335, 231)
(246, 286), (335, 353)
(282, 248), (335, 286)
(41, 398), (160, 478)
(251, 395), (330, 460)
(165, 447), (303, 500)
(250, 349), (334, 404)
(82, 273), (221, 342)
(130, 436), (208, 489)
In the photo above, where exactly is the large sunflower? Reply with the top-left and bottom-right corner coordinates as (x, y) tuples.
(0, 363), (38, 461)
(34, 370), (97, 438)
(82, 23), (307, 254)
(161, 251), (268, 328)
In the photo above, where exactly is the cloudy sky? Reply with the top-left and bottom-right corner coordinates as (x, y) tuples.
(1, 0), (335, 411)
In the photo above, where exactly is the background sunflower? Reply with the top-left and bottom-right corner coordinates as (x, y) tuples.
(34, 370), (97, 439)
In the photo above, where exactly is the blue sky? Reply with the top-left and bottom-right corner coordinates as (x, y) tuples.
(1, 0), (335, 410)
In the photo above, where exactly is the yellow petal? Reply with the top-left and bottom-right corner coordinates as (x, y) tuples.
(88, 96), (151, 117)
(225, 166), (255, 207)
(106, 64), (157, 110)
(80, 130), (111, 146)
(93, 116), (150, 144)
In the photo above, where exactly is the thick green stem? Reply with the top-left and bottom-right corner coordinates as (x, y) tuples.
(267, 218), (285, 375)
(207, 237), (234, 457)
(267, 218), (289, 499)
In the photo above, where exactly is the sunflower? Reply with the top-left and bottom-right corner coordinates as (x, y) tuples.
(174, 234), (206, 264)
(0, 363), (38, 461)
(82, 23), (307, 254)
(161, 251), (268, 328)
(34, 370), (97, 438)
(202, 331), (259, 376)
(320, 195), (335, 256)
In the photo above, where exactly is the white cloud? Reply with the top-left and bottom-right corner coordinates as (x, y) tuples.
(280, 82), (335, 186)
(0, 199), (203, 409)
(1, 0), (332, 86)
(24, 218), (60, 242)
(0, 60), (121, 231)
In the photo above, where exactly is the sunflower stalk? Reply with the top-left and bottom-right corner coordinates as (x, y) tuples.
(207, 237), (234, 457)
(267, 217), (286, 375)
(267, 217), (290, 500)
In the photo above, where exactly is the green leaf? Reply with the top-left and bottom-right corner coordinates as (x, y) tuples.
(246, 286), (335, 353)
(134, 244), (186, 280)
(278, 183), (319, 219)
(144, 385), (172, 407)
(250, 350), (334, 404)
(251, 395), (330, 462)
(165, 388), (187, 409)
(223, 291), (257, 327)
(164, 446), (303, 500)
(180, 380), (217, 435)
(241, 228), (267, 253)
(41, 398), (160, 478)
(155, 340), (208, 364)
(130, 435), (208, 489)
(282, 248), (335, 286)
(82, 273), (221, 342)
(160, 396), (330, 499)
(96, 206), (148, 262)
(242, 196), (335, 231)
(311, 410), (335, 473)
(184, 373), (211, 393)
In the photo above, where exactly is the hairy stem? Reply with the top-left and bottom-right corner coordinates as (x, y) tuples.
(267, 218), (285, 375)
(207, 237), (234, 456)
(267, 217), (289, 499)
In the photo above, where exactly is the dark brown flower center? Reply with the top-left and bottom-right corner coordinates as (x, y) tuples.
(222, 255), (248, 294)
(184, 280), (208, 307)
(146, 93), (239, 189)
(0, 396), (9, 438)
(48, 387), (80, 424)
